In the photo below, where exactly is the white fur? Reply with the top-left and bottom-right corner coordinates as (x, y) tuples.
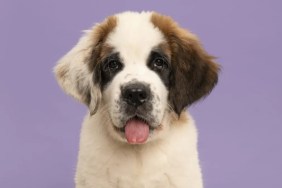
(55, 12), (203, 188)
(76, 112), (202, 188)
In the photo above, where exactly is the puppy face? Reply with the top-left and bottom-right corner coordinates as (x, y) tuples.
(54, 12), (219, 144)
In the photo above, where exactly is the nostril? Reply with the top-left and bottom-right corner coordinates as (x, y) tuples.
(138, 91), (147, 100)
(128, 93), (133, 99)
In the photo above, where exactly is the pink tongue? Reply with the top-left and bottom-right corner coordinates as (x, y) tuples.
(125, 119), (149, 144)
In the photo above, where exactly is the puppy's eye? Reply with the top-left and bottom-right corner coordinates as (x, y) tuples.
(153, 58), (168, 70)
(107, 60), (121, 71)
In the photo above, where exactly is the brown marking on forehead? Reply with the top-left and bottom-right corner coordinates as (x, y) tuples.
(151, 12), (219, 115)
(88, 16), (117, 71)
(91, 44), (115, 89)
(150, 12), (198, 60)
(156, 42), (171, 60)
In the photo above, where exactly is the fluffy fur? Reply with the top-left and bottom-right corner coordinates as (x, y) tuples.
(54, 11), (219, 188)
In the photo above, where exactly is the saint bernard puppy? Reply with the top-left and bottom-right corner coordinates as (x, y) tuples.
(54, 11), (219, 188)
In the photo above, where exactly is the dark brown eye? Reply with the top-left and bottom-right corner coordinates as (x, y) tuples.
(108, 60), (121, 71)
(153, 58), (168, 70)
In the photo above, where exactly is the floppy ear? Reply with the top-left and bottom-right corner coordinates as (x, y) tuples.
(54, 32), (101, 114)
(151, 13), (219, 115)
(169, 31), (219, 115)
(54, 31), (106, 114)
(54, 16), (117, 115)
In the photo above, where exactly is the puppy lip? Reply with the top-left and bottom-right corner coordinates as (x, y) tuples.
(114, 126), (126, 132)
(114, 115), (155, 133)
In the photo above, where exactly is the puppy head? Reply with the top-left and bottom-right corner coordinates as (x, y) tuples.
(54, 12), (219, 144)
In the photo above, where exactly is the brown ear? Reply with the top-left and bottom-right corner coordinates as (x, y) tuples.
(151, 13), (220, 115)
(169, 35), (219, 115)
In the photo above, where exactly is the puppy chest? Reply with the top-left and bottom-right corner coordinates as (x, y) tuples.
(99, 164), (174, 188)
(81, 149), (181, 188)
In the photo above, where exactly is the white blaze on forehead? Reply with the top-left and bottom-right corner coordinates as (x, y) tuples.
(106, 11), (165, 63)
(102, 12), (169, 132)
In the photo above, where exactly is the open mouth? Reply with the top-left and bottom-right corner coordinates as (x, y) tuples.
(114, 116), (155, 144)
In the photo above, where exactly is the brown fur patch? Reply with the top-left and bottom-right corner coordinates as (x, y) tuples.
(151, 13), (220, 115)
(77, 16), (117, 106)
(79, 16), (116, 106)
(156, 42), (172, 59)
(87, 16), (117, 72)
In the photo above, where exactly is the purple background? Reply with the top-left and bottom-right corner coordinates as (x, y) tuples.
(1, 0), (281, 187)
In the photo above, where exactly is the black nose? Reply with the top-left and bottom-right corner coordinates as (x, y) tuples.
(122, 83), (150, 107)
